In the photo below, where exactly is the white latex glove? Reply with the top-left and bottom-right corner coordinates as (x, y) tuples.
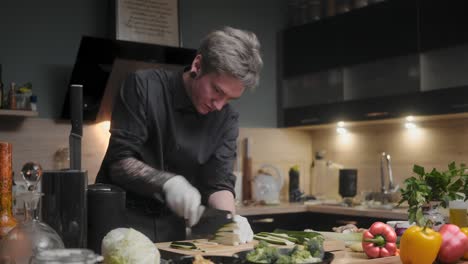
(233, 215), (254, 244)
(162, 176), (203, 227)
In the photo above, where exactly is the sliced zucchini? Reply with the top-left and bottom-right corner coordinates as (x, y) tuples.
(170, 241), (199, 250)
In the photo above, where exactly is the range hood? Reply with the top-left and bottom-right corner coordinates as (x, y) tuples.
(62, 36), (196, 121)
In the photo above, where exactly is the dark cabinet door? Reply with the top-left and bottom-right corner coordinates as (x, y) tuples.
(282, 0), (419, 78)
(283, 17), (344, 78)
(420, 0), (468, 52)
(342, 0), (419, 66)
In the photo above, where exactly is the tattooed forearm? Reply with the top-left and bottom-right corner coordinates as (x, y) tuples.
(109, 157), (175, 197)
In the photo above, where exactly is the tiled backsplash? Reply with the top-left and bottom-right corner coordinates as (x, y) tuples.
(308, 116), (468, 199)
(0, 118), (313, 194)
(1, 116), (467, 202)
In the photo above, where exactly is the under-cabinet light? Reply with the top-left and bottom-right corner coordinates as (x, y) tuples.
(405, 122), (417, 130)
(336, 121), (348, 134)
(336, 127), (348, 134)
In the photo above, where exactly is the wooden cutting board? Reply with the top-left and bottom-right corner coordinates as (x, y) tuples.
(156, 239), (346, 257)
(156, 239), (255, 257)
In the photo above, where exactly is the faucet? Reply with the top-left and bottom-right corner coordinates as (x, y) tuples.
(380, 152), (398, 194)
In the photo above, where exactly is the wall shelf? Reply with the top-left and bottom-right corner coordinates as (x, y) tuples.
(0, 109), (38, 117)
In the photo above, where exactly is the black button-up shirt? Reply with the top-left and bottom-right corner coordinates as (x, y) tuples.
(97, 68), (238, 208)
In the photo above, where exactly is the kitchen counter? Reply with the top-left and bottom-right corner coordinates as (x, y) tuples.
(333, 249), (468, 264)
(237, 203), (408, 220)
(157, 240), (468, 263)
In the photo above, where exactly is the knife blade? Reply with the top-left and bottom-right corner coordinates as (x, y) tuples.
(189, 206), (234, 239)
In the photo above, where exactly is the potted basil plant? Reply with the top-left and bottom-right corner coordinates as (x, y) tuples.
(398, 162), (468, 227)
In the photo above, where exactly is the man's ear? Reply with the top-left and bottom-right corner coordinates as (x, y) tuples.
(191, 54), (202, 75)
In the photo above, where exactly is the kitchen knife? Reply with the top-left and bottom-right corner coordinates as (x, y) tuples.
(189, 206), (234, 239)
(69, 84), (83, 170)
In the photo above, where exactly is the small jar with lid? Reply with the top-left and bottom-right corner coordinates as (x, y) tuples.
(31, 249), (103, 264)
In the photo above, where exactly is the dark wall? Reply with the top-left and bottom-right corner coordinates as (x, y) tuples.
(0, 0), (286, 127)
(0, 0), (111, 119)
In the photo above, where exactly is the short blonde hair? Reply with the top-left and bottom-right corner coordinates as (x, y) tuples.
(198, 26), (263, 90)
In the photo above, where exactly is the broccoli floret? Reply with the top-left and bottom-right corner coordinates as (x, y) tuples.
(246, 241), (279, 263)
(275, 254), (292, 264)
(305, 236), (325, 259)
(257, 240), (270, 249)
(291, 248), (312, 262)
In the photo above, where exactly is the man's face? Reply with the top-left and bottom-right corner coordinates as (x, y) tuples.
(190, 71), (245, 115)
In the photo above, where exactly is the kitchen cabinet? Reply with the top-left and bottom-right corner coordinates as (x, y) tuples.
(280, 0), (468, 127)
(282, 0), (418, 78)
(341, 0), (418, 67)
(419, 0), (468, 52)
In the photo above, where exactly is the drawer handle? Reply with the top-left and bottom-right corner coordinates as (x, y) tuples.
(336, 220), (357, 225)
(252, 218), (275, 223)
(300, 118), (319, 124)
(451, 103), (468, 109)
(366, 112), (389, 117)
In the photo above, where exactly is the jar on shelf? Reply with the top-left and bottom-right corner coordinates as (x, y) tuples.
(336, 0), (351, 14)
(307, 0), (323, 21)
(8, 82), (17, 110)
(353, 0), (368, 9)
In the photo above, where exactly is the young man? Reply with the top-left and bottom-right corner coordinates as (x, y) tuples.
(96, 26), (263, 242)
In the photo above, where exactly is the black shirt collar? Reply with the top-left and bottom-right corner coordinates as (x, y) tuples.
(173, 66), (196, 112)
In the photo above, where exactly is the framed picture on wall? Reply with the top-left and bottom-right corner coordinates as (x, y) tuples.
(115, 0), (180, 47)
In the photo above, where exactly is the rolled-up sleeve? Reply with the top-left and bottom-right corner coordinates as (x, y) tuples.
(106, 72), (149, 163)
(198, 113), (239, 204)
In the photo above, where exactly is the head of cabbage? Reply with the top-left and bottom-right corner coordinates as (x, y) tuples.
(101, 228), (160, 264)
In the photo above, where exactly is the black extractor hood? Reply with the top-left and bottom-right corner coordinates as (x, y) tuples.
(62, 36), (196, 121)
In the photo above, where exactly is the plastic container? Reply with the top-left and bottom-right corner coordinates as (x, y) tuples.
(449, 199), (468, 227)
(31, 249), (103, 264)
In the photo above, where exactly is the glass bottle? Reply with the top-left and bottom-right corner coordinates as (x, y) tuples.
(0, 64), (3, 109)
(0, 162), (64, 263)
(0, 141), (17, 238)
(0, 82), (3, 109)
(8, 82), (16, 110)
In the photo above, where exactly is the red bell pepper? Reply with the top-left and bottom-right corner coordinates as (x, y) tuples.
(438, 224), (468, 264)
(362, 222), (398, 258)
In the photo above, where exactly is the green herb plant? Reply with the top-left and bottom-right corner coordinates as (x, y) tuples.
(398, 162), (468, 226)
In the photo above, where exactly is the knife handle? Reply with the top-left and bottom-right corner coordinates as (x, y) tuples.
(242, 157), (252, 201)
(70, 84), (83, 136)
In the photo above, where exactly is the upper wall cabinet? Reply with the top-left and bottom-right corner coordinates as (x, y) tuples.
(280, 0), (468, 127)
(283, 0), (418, 78)
(419, 0), (468, 52)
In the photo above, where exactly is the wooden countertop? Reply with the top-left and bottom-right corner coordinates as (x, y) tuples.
(158, 241), (468, 264)
(237, 203), (408, 220)
(333, 249), (468, 264)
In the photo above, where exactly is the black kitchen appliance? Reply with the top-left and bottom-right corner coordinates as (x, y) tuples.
(61, 36), (196, 121)
(338, 169), (357, 207)
(87, 183), (126, 254)
(42, 84), (88, 248)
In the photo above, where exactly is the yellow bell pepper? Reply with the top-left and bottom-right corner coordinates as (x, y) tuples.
(461, 227), (468, 260)
(399, 225), (442, 264)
